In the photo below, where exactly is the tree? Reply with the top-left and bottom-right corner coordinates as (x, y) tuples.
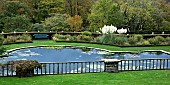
(116, 0), (169, 32)
(3, 15), (32, 32)
(67, 15), (83, 31)
(88, 0), (125, 32)
(43, 14), (69, 31)
(3, 1), (31, 17)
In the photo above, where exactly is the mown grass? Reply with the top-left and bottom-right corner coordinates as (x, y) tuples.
(1, 40), (170, 85)
(3, 40), (170, 52)
(1, 70), (170, 85)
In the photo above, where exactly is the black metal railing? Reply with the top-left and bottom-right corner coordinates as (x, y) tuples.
(0, 58), (170, 77)
(0, 61), (104, 77)
(118, 58), (170, 71)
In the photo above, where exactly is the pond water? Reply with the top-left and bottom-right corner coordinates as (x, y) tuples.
(1, 46), (170, 63)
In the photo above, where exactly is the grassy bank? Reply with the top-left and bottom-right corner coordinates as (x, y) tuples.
(1, 40), (170, 85)
(1, 70), (170, 85)
(3, 40), (170, 52)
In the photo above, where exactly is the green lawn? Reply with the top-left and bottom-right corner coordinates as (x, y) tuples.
(1, 70), (170, 85)
(3, 40), (170, 52)
(1, 40), (170, 85)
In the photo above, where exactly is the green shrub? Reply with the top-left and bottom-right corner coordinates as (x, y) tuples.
(52, 34), (71, 41)
(165, 37), (170, 45)
(6, 36), (16, 43)
(155, 36), (165, 43)
(114, 36), (128, 45)
(128, 37), (137, 45)
(68, 36), (77, 41)
(16, 34), (32, 42)
(76, 35), (93, 42)
(8, 60), (41, 78)
(148, 38), (159, 45)
(0, 34), (4, 44)
(81, 31), (92, 36)
(134, 34), (143, 42)
(96, 34), (116, 44)
(3, 39), (11, 44)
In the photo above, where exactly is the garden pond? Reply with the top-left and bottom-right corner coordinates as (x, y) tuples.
(1, 46), (170, 63)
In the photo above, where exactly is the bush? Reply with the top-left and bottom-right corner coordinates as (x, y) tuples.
(6, 36), (16, 43)
(52, 34), (71, 41)
(165, 37), (170, 45)
(0, 34), (4, 44)
(134, 34), (143, 42)
(155, 36), (165, 43)
(114, 36), (128, 45)
(128, 37), (137, 45)
(76, 35), (93, 42)
(96, 34), (116, 44)
(18, 34), (32, 42)
(136, 40), (150, 46)
(81, 31), (92, 36)
(148, 38), (159, 45)
(8, 60), (41, 78)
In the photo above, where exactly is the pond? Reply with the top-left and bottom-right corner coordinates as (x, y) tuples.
(1, 46), (170, 63)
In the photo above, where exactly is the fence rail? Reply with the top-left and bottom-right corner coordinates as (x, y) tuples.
(0, 61), (104, 77)
(0, 58), (170, 77)
(118, 58), (170, 71)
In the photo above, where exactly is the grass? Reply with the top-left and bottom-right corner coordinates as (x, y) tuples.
(1, 40), (170, 85)
(3, 40), (170, 52)
(1, 70), (170, 85)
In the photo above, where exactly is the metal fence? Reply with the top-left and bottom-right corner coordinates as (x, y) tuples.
(0, 58), (170, 77)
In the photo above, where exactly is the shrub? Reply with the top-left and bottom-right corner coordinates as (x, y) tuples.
(67, 15), (83, 31)
(97, 34), (116, 44)
(155, 36), (165, 43)
(68, 36), (77, 41)
(52, 34), (71, 41)
(0, 34), (4, 44)
(165, 37), (170, 45)
(81, 31), (92, 36)
(148, 38), (159, 45)
(17, 34), (32, 42)
(3, 39), (11, 44)
(6, 36), (16, 43)
(76, 35), (93, 42)
(128, 37), (137, 45)
(134, 34), (143, 42)
(114, 36), (128, 45)
(8, 60), (41, 78)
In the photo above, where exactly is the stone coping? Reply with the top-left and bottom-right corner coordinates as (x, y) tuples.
(3, 45), (170, 56)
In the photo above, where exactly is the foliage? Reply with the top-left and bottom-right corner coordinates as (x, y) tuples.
(76, 35), (93, 42)
(32, 23), (45, 32)
(3, 34), (32, 44)
(44, 14), (69, 31)
(134, 35), (143, 42)
(3, 15), (32, 32)
(81, 31), (92, 36)
(128, 37), (137, 45)
(16, 34), (32, 42)
(8, 60), (41, 77)
(155, 36), (165, 43)
(3, 1), (31, 17)
(114, 36), (128, 45)
(88, 0), (125, 32)
(0, 34), (4, 44)
(52, 34), (70, 41)
(67, 15), (83, 31)
(166, 37), (170, 44)
(148, 38), (159, 45)
(96, 34), (116, 45)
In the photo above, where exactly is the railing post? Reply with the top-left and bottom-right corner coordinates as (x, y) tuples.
(102, 59), (121, 73)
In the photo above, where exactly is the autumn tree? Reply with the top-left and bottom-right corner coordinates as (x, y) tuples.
(67, 15), (83, 31)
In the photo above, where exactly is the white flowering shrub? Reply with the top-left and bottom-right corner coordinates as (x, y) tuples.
(100, 25), (117, 34)
(117, 28), (127, 34)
